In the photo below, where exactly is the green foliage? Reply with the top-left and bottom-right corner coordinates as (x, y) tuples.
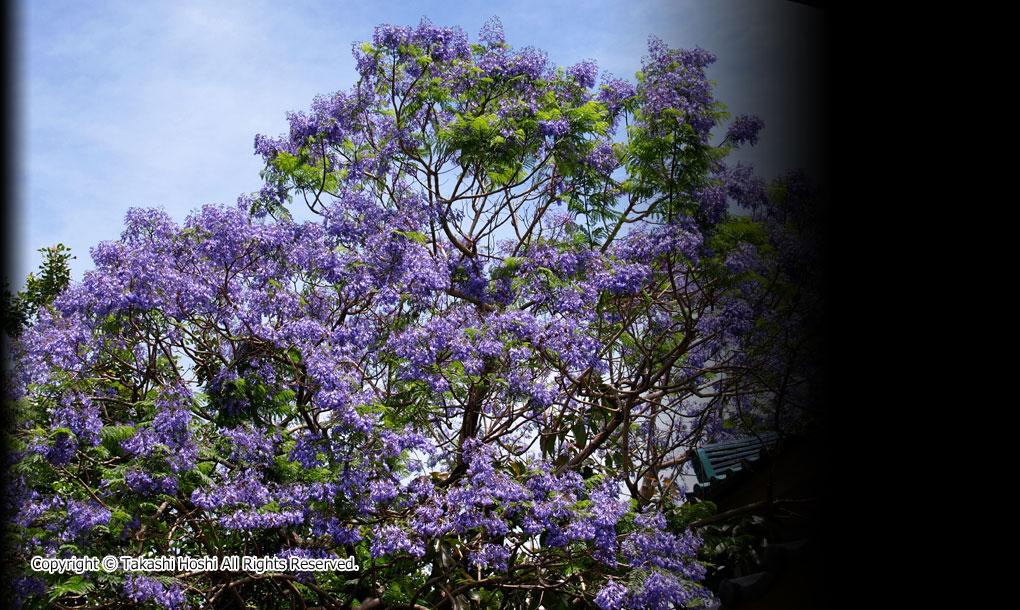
(48, 575), (95, 602)
(2, 244), (74, 338)
(99, 425), (136, 456)
(697, 513), (771, 578)
(667, 500), (717, 530)
(710, 215), (769, 253)
(272, 149), (341, 195)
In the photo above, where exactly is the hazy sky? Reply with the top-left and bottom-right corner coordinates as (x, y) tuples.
(13, 0), (827, 286)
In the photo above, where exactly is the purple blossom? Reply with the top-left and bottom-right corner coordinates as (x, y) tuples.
(371, 524), (425, 559)
(721, 163), (768, 210)
(219, 507), (305, 530)
(693, 184), (728, 224)
(13, 576), (46, 609)
(598, 73), (637, 119)
(369, 477), (399, 504)
(123, 574), (187, 609)
(371, 19), (472, 65)
(624, 511), (706, 579)
(586, 140), (618, 176)
(191, 468), (272, 511)
(65, 499), (111, 539)
(46, 432), (76, 466)
(223, 425), (279, 467)
(726, 114), (765, 146)
(725, 242), (760, 274)
(125, 469), (179, 496)
(639, 38), (718, 138)
(594, 579), (628, 610)
(290, 431), (327, 469)
(567, 59), (598, 89)
(478, 16), (506, 46)
(469, 543), (511, 572)
(539, 118), (571, 138)
(628, 570), (710, 610)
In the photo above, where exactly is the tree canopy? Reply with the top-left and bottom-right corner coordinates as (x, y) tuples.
(4, 17), (824, 610)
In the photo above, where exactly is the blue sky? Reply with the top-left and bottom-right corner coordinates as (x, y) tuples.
(14, 0), (826, 286)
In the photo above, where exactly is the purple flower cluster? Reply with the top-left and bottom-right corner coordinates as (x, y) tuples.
(371, 524), (425, 559)
(469, 542), (511, 571)
(123, 574), (187, 609)
(11, 486), (62, 529)
(191, 468), (272, 511)
(583, 511), (713, 609)
(372, 19), (472, 64)
(725, 242), (761, 274)
(12, 576), (45, 610)
(65, 499), (111, 540)
(121, 387), (197, 474)
(45, 432), (76, 466)
(726, 114), (765, 146)
(478, 16), (506, 46)
(720, 163), (768, 210)
(594, 579), (629, 610)
(125, 469), (179, 496)
(539, 118), (571, 138)
(586, 140), (619, 176)
(638, 37), (718, 139)
(289, 431), (327, 469)
(692, 184), (728, 224)
(598, 73), (636, 122)
(223, 425), (279, 467)
(51, 392), (101, 448)
(567, 59), (599, 89)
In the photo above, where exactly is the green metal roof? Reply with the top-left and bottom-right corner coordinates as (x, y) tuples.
(690, 431), (779, 498)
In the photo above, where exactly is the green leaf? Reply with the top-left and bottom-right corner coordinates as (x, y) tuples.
(392, 230), (428, 245)
(572, 419), (588, 448)
(100, 425), (136, 453)
(49, 575), (95, 601)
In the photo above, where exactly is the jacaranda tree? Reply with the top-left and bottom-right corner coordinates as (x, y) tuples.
(4, 17), (823, 610)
